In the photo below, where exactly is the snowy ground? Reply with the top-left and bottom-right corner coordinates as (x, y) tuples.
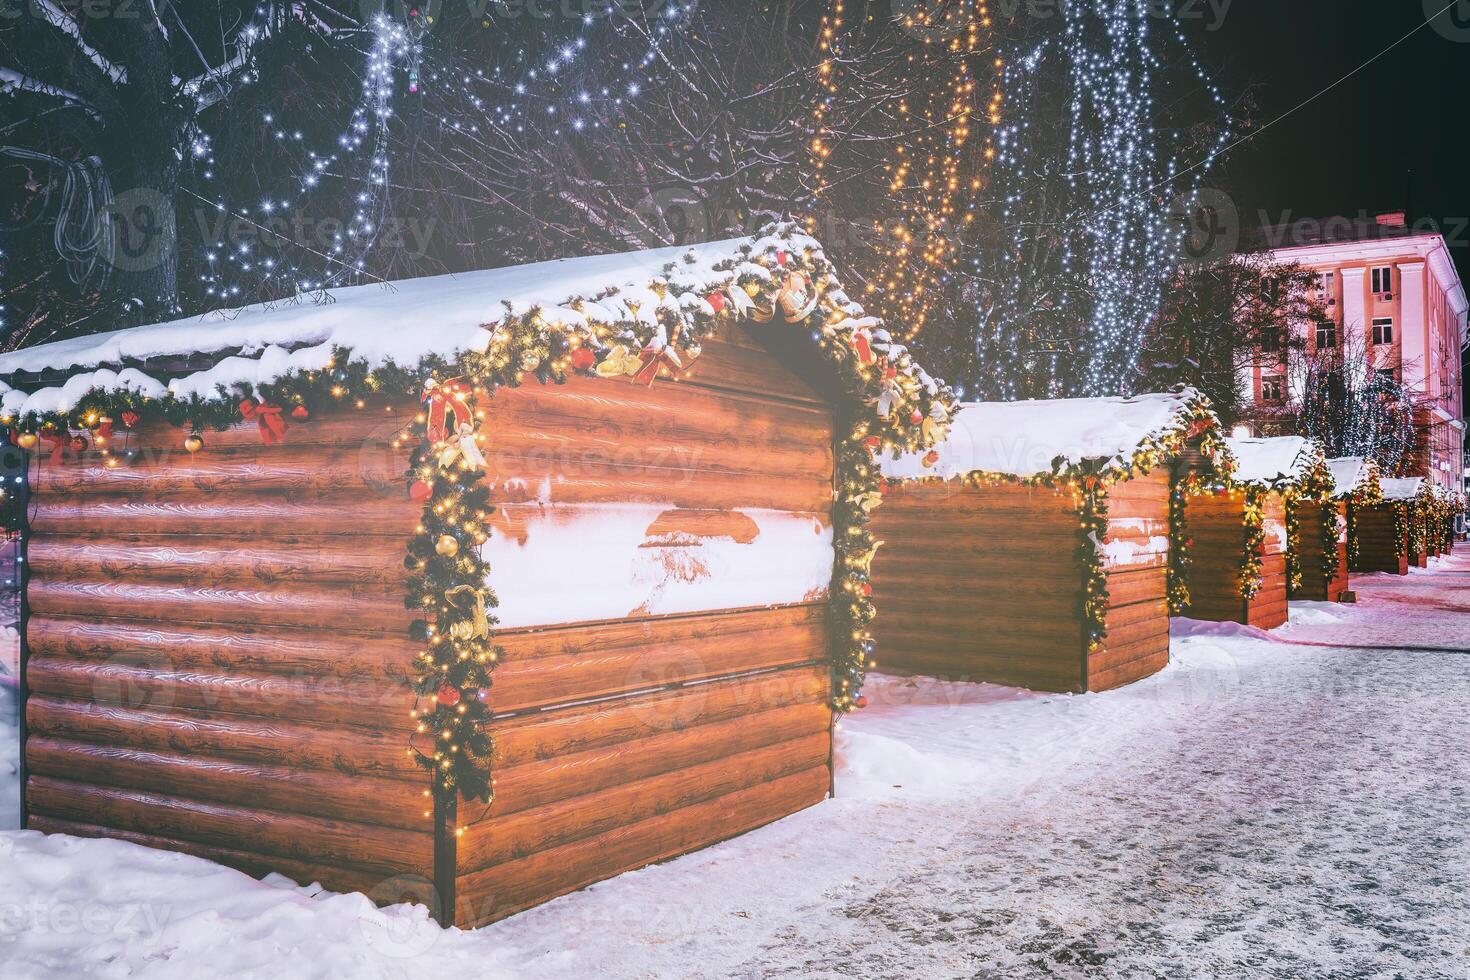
(3, 556), (1470, 978)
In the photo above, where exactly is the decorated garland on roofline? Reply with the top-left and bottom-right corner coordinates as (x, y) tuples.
(0, 225), (955, 811)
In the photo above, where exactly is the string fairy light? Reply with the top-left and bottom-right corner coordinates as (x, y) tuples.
(982, 3), (1229, 399)
(809, 0), (1000, 342)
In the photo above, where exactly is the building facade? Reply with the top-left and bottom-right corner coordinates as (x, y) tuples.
(1242, 212), (1468, 492)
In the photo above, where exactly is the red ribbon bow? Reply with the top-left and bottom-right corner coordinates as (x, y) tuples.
(39, 431), (67, 464)
(240, 399), (288, 445)
(423, 378), (472, 444)
(632, 344), (696, 387)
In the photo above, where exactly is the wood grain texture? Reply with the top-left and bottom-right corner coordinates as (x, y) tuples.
(1183, 491), (1289, 628)
(1290, 501), (1350, 602)
(1351, 505), (1409, 575)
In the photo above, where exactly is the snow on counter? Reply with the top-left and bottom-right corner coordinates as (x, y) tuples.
(1225, 435), (1316, 487)
(883, 389), (1207, 481)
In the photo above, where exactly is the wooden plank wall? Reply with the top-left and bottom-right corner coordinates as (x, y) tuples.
(25, 408), (434, 900)
(456, 326), (835, 927)
(1352, 505), (1408, 575)
(1184, 490), (1289, 629)
(1290, 500), (1350, 602)
(1092, 472), (1172, 692)
(869, 481), (1088, 693)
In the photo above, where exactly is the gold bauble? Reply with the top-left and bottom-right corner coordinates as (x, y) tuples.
(15, 432), (37, 450)
(183, 434), (204, 453)
(521, 353), (541, 371)
(435, 534), (460, 557)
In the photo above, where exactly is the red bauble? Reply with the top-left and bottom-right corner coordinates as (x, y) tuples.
(909, 409), (923, 425)
(291, 405), (310, 420)
(409, 480), (433, 503)
(881, 365), (898, 382)
(570, 347), (597, 371)
(860, 582), (873, 597)
(855, 695), (868, 709)
(436, 684), (461, 706)
(776, 250), (789, 267)
(863, 435), (881, 452)
(705, 290), (726, 313)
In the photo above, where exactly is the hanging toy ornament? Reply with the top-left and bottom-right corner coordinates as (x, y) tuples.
(436, 684), (461, 707)
(877, 376), (902, 419)
(704, 290), (726, 314)
(777, 272), (818, 323)
(570, 346), (597, 372)
(68, 434), (88, 453)
(94, 416), (114, 440)
(409, 480), (433, 503)
(15, 432), (37, 450)
(850, 327), (876, 365)
(121, 411), (140, 428)
(444, 584), (492, 639)
(184, 434), (204, 454)
(436, 534), (460, 557)
(291, 405), (310, 421)
(454, 421), (488, 471)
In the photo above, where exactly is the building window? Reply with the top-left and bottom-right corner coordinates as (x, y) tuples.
(1261, 375), (1284, 403)
(1316, 321), (1337, 349)
(1371, 266), (1393, 295)
(1318, 271), (1335, 296)
(1376, 367), (1398, 385)
(1260, 325), (1283, 353)
(1372, 317), (1394, 345)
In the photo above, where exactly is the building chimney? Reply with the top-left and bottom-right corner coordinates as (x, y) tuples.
(1376, 210), (1407, 228)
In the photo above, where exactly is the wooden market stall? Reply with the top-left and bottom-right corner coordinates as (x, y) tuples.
(0, 228), (950, 927)
(1351, 473), (1411, 575)
(1383, 478), (1433, 567)
(869, 389), (1227, 694)
(1283, 445), (1345, 603)
(1322, 457), (1382, 588)
(1180, 436), (1323, 629)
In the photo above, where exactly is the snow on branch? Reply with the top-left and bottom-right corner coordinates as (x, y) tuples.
(33, 0), (127, 87)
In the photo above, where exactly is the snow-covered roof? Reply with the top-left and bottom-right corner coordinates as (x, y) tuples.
(883, 389), (1217, 482)
(1380, 477), (1426, 502)
(1325, 457), (1373, 498)
(1225, 436), (1321, 489)
(0, 228), (941, 420)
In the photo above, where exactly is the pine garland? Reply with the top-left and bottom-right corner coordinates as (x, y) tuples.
(1239, 486), (1268, 600)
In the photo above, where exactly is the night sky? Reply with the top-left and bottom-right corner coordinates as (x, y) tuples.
(1190, 0), (1470, 284)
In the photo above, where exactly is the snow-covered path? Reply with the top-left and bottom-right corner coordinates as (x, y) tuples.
(2, 556), (1469, 978)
